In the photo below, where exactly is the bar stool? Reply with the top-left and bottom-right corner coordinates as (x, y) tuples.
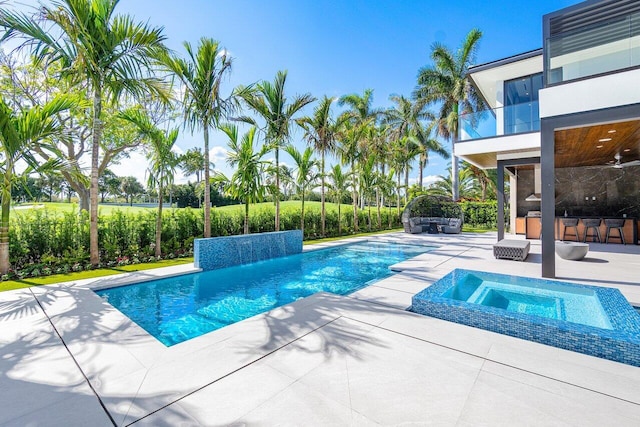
(604, 218), (626, 244)
(582, 218), (601, 243)
(561, 218), (580, 241)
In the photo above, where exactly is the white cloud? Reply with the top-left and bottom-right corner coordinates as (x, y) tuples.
(110, 151), (149, 185)
(423, 175), (440, 186)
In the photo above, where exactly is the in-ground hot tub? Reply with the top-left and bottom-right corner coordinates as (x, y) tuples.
(410, 269), (640, 366)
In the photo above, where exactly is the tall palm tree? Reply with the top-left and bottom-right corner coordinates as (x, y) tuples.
(180, 147), (211, 184)
(335, 122), (366, 232)
(359, 156), (378, 231)
(296, 95), (340, 237)
(0, 0), (168, 266)
(0, 94), (75, 273)
(284, 145), (318, 233)
(414, 121), (449, 189)
(339, 89), (382, 125)
(427, 166), (478, 199)
(216, 124), (267, 234)
(462, 161), (496, 201)
(158, 38), (233, 238)
(236, 70), (315, 231)
(119, 109), (179, 257)
(326, 165), (349, 236)
(414, 28), (484, 201)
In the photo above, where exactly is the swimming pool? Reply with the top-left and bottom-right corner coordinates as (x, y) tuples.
(96, 241), (434, 346)
(411, 269), (640, 367)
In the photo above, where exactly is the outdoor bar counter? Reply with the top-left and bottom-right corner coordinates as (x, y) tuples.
(523, 216), (638, 244)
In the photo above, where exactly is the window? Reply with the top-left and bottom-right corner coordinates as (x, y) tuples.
(504, 73), (542, 134)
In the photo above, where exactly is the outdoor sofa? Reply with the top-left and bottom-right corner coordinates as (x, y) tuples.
(406, 217), (462, 234)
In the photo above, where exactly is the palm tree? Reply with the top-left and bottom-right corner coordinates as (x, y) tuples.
(326, 165), (350, 236)
(284, 145), (318, 233)
(427, 166), (478, 199)
(119, 109), (179, 257)
(217, 124), (267, 234)
(462, 161), (496, 201)
(414, 29), (484, 201)
(158, 38), (233, 239)
(359, 156), (378, 231)
(236, 70), (315, 232)
(0, 0), (168, 266)
(296, 95), (340, 237)
(339, 89), (382, 125)
(335, 122), (366, 232)
(0, 94), (75, 273)
(180, 147), (211, 184)
(378, 170), (397, 229)
(414, 121), (449, 189)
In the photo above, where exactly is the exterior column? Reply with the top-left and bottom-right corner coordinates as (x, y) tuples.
(497, 160), (505, 241)
(541, 119), (555, 278)
(509, 172), (517, 234)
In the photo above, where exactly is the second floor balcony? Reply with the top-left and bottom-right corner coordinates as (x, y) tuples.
(459, 101), (540, 142)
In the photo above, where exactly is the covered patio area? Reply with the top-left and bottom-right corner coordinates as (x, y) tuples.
(496, 103), (640, 278)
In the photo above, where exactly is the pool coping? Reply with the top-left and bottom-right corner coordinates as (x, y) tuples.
(410, 269), (640, 367)
(4, 232), (640, 425)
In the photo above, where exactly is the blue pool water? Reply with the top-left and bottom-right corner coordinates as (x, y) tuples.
(96, 241), (434, 346)
(442, 273), (612, 329)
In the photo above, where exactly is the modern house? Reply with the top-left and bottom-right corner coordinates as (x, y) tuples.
(457, 0), (640, 277)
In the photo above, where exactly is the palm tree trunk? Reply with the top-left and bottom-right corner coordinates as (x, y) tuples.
(404, 167), (409, 205)
(275, 147), (280, 231)
(155, 184), (163, 257)
(338, 203), (342, 236)
(351, 160), (358, 232)
(90, 89), (102, 266)
(419, 158), (425, 189)
(396, 173), (401, 217)
(376, 187), (381, 229)
(320, 151), (325, 237)
(0, 169), (12, 274)
(451, 102), (460, 201)
(368, 202), (372, 232)
(204, 127), (211, 237)
(301, 193), (305, 234)
(244, 201), (249, 234)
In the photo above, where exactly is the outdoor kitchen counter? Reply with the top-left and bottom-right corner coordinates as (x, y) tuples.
(523, 216), (638, 244)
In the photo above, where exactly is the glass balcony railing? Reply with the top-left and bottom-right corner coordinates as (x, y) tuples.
(546, 11), (640, 85)
(459, 102), (540, 142)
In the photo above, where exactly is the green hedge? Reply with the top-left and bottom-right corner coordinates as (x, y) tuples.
(8, 206), (401, 271)
(458, 200), (498, 228)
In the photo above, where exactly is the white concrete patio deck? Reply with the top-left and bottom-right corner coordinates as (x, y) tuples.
(1, 232), (639, 426)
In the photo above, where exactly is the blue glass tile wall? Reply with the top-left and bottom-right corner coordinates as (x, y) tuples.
(194, 230), (303, 271)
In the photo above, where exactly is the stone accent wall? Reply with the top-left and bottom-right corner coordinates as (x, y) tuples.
(194, 230), (303, 271)
(516, 166), (640, 217)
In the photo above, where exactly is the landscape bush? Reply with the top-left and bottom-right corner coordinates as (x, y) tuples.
(5, 205), (402, 278)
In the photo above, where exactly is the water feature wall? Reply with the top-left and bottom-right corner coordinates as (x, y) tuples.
(194, 230), (303, 271)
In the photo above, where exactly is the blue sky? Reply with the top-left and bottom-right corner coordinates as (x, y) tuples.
(13, 0), (583, 185)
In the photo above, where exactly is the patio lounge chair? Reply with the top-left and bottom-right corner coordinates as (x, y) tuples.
(442, 218), (462, 234)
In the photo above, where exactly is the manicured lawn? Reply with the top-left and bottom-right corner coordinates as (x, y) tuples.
(0, 258), (194, 292)
(11, 201), (354, 216)
(304, 228), (404, 244)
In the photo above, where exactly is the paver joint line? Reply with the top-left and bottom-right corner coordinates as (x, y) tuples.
(341, 315), (640, 407)
(126, 315), (345, 426)
(28, 288), (118, 427)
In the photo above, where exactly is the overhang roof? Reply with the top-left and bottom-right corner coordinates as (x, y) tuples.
(468, 49), (543, 109)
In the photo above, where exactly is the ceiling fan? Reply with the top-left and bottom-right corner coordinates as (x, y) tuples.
(610, 153), (640, 169)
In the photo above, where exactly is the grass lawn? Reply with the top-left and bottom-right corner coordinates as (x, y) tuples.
(11, 201), (355, 217)
(0, 258), (194, 292)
